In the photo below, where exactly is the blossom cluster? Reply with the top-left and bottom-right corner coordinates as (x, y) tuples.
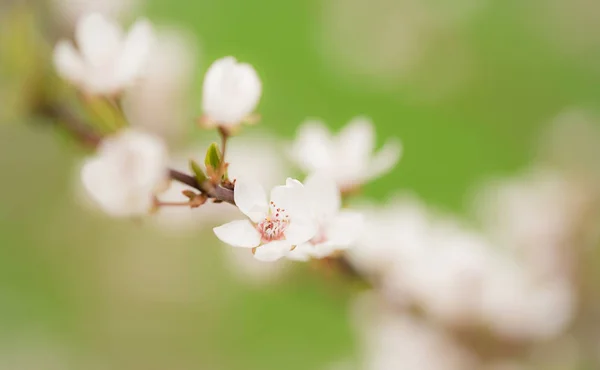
(52, 13), (401, 262)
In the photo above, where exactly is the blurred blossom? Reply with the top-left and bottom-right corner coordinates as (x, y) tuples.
(468, 166), (593, 340)
(53, 13), (154, 95)
(385, 220), (497, 326)
(80, 129), (168, 217)
(153, 134), (289, 231)
(480, 262), (575, 341)
(201, 56), (262, 127)
(350, 191), (578, 339)
(318, 0), (482, 97)
(288, 172), (364, 261)
(291, 117), (401, 191)
(352, 293), (477, 370)
(50, 0), (140, 27)
(125, 28), (199, 141)
(346, 195), (430, 281)
(213, 177), (317, 262)
(473, 168), (590, 277)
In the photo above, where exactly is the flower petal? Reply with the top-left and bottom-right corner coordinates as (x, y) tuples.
(326, 211), (365, 246)
(116, 18), (154, 85)
(76, 13), (123, 66)
(365, 138), (402, 182)
(291, 121), (335, 173)
(335, 117), (375, 170)
(304, 172), (341, 219)
(287, 243), (314, 262)
(233, 178), (268, 222)
(284, 216), (317, 245)
(253, 240), (291, 262)
(310, 243), (339, 259)
(202, 56), (262, 125)
(53, 40), (85, 85)
(213, 220), (261, 248)
(270, 179), (311, 220)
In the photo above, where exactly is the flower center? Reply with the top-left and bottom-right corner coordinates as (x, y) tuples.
(256, 201), (289, 243)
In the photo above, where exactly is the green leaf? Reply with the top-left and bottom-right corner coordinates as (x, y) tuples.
(204, 142), (222, 172)
(189, 159), (207, 184)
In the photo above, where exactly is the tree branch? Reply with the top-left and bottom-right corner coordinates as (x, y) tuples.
(38, 103), (236, 205)
(169, 169), (236, 205)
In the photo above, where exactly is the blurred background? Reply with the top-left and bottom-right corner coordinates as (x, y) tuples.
(1, 0), (600, 369)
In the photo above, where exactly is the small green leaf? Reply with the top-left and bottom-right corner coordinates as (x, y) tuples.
(189, 159), (207, 184)
(204, 142), (222, 172)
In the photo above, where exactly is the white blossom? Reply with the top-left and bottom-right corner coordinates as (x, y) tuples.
(53, 13), (154, 95)
(80, 129), (168, 217)
(352, 293), (477, 370)
(480, 260), (576, 340)
(472, 168), (587, 277)
(350, 194), (577, 339)
(291, 117), (401, 190)
(287, 172), (364, 261)
(153, 133), (289, 231)
(201, 56), (262, 127)
(346, 195), (430, 279)
(213, 178), (316, 262)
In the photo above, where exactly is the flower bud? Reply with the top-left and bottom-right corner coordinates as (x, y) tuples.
(201, 56), (262, 127)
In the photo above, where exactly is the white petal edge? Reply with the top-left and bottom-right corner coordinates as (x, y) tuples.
(336, 116), (375, 166)
(213, 220), (261, 248)
(117, 18), (155, 85)
(326, 211), (365, 247)
(76, 12), (123, 66)
(290, 120), (335, 172)
(365, 138), (402, 182)
(303, 172), (341, 218)
(270, 179), (312, 220)
(284, 216), (317, 246)
(287, 243), (314, 262)
(234, 177), (268, 223)
(53, 41), (85, 84)
(253, 240), (291, 262)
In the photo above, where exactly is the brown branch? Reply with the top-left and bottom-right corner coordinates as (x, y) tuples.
(169, 169), (236, 206)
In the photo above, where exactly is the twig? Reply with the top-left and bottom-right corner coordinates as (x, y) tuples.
(38, 103), (236, 205)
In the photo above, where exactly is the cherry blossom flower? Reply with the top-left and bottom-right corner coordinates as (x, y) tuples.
(152, 133), (289, 232)
(291, 117), (401, 190)
(213, 178), (317, 262)
(287, 172), (364, 261)
(80, 129), (168, 217)
(352, 293), (478, 370)
(53, 13), (154, 95)
(201, 56), (262, 127)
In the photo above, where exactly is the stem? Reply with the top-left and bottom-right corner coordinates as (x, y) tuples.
(217, 126), (230, 181)
(168, 169), (235, 205)
(218, 126), (229, 161)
